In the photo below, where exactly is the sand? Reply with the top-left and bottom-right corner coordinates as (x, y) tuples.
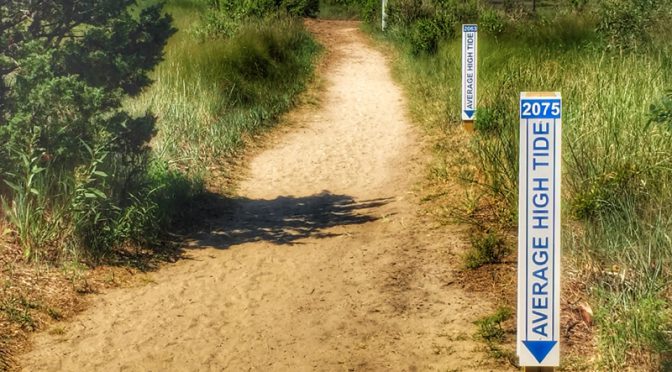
(19, 20), (502, 372)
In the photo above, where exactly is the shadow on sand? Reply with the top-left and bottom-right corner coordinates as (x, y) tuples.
(191, 191), (393, 249)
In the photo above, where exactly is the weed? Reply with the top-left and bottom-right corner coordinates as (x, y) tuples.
(48, 326), (66, 336)
(476, 307), (512, 343)
(475, 307), (517, 365)
(0, 298), (37, 331)
(46, 307), (63, 321)
(465, 232), (509, 269)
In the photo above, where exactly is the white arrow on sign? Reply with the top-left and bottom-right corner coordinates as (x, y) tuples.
(517, 92), (562, 367)
(461, 24), (477, 121)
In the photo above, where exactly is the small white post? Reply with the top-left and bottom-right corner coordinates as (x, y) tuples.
(461, 24), (478, 131)
(517, 92), (562, 368)
(382, 0), (387, 31)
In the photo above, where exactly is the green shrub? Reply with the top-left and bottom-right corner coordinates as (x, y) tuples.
(410, 18), (443, 54)
(465, 232), (509, 269)
(479, 8), (506, 36)
(0, 1), (175, 260)
(193, 0), (319, 39)
(388, 0), (425, 27)
(475, 307), (513, 343)
(596, 0), (668, 49)
(1, 0), (319, 263)
(284, 0), (320, 16)
(650, 89), (672, 129)
(359, 0), (380, 22)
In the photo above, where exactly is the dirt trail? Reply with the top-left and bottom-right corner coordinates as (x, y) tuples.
(20, 20), (498, 371)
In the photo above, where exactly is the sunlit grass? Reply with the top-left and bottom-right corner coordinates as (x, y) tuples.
(129, 2), (320, 176)
(382, 16), (672, 369)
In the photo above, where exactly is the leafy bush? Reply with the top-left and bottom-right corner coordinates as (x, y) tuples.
(475, 307), (513, 343)
(0, 0), (320, 263)
(193, 0), (319, 39)
(650, 89), (672, 129)
(388, 0), (425, 27)
(479, 8), (506, 36)
(0, 1), (175, 260)
(359, 0), (380, 22)
(409, 18), (443, 54)
(596, 0), (668, 49)
(465, 232), (509, 269)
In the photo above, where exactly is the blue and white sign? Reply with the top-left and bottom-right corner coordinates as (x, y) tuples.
(517, 92), (561, 367)
(461, 24), (477, 121)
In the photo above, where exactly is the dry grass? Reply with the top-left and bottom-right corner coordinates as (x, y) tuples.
(0, 233), (147, 370)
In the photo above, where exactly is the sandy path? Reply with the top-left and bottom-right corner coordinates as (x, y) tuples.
(20, 20), (498, 371)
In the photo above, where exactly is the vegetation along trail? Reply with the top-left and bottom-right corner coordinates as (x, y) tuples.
(20, 20), (502, 371)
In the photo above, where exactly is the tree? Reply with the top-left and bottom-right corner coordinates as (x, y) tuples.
(0, 1), (175, 259)
(0, 1), (175, 176)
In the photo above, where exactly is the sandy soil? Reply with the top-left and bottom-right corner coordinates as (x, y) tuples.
(20, 20), (502, 371)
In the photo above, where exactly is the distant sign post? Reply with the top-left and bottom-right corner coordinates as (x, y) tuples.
(461, 24), (477, 130)
(517, 92), (562, 369)
(382, 0), (388, 31)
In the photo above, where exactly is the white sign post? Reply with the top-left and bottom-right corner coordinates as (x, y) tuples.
(517, 92), (562, 368)
(382, 0), (388, 31)
(461, 24), (477, 122)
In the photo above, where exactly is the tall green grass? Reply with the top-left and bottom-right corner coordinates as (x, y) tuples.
(129, 4), (319, 176)
(381, 15), (672, 370)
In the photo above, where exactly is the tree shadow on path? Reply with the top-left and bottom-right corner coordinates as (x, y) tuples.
(190, 191), (393, 249)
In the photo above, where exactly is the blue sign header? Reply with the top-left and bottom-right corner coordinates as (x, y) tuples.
(520, 99), (561, 119)
(463, 25), (477, 32)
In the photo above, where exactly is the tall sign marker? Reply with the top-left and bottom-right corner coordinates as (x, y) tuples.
(517, 92), (562, 367)
(461, 24), (477, 122)
(382, 0), (388, 31)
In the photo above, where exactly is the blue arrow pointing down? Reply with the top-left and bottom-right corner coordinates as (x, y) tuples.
(464, 110), (475, 119)
(523, 340), (557, 363)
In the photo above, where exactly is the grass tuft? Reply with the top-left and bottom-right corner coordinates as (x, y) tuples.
(465, 232), (509, 269)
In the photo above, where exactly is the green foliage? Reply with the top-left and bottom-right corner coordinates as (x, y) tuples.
(409, 18), (442, 55)
(595, 0), (669, 49)
(475, 306), (517, 364)
(594, 283), (672, 367)
(388, 0), (425, 27)
(475, 306), (513, 343)
(0, 1), (176, 260)
(1, 147), (69, 260)
(465, 232), (509, 269)
(0, 0), (318, 263)
(359, 0), (380, 22)
(650, 89), (672, 129)
(478, 8), (506, 36)
(319, 0), (365, 19)
(379, 0), (502, 54)
(320, 0), (378, 22)
(510, 15), (597, 49)
(193, 0), (319, 39)
(129, 11), (320, 173)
